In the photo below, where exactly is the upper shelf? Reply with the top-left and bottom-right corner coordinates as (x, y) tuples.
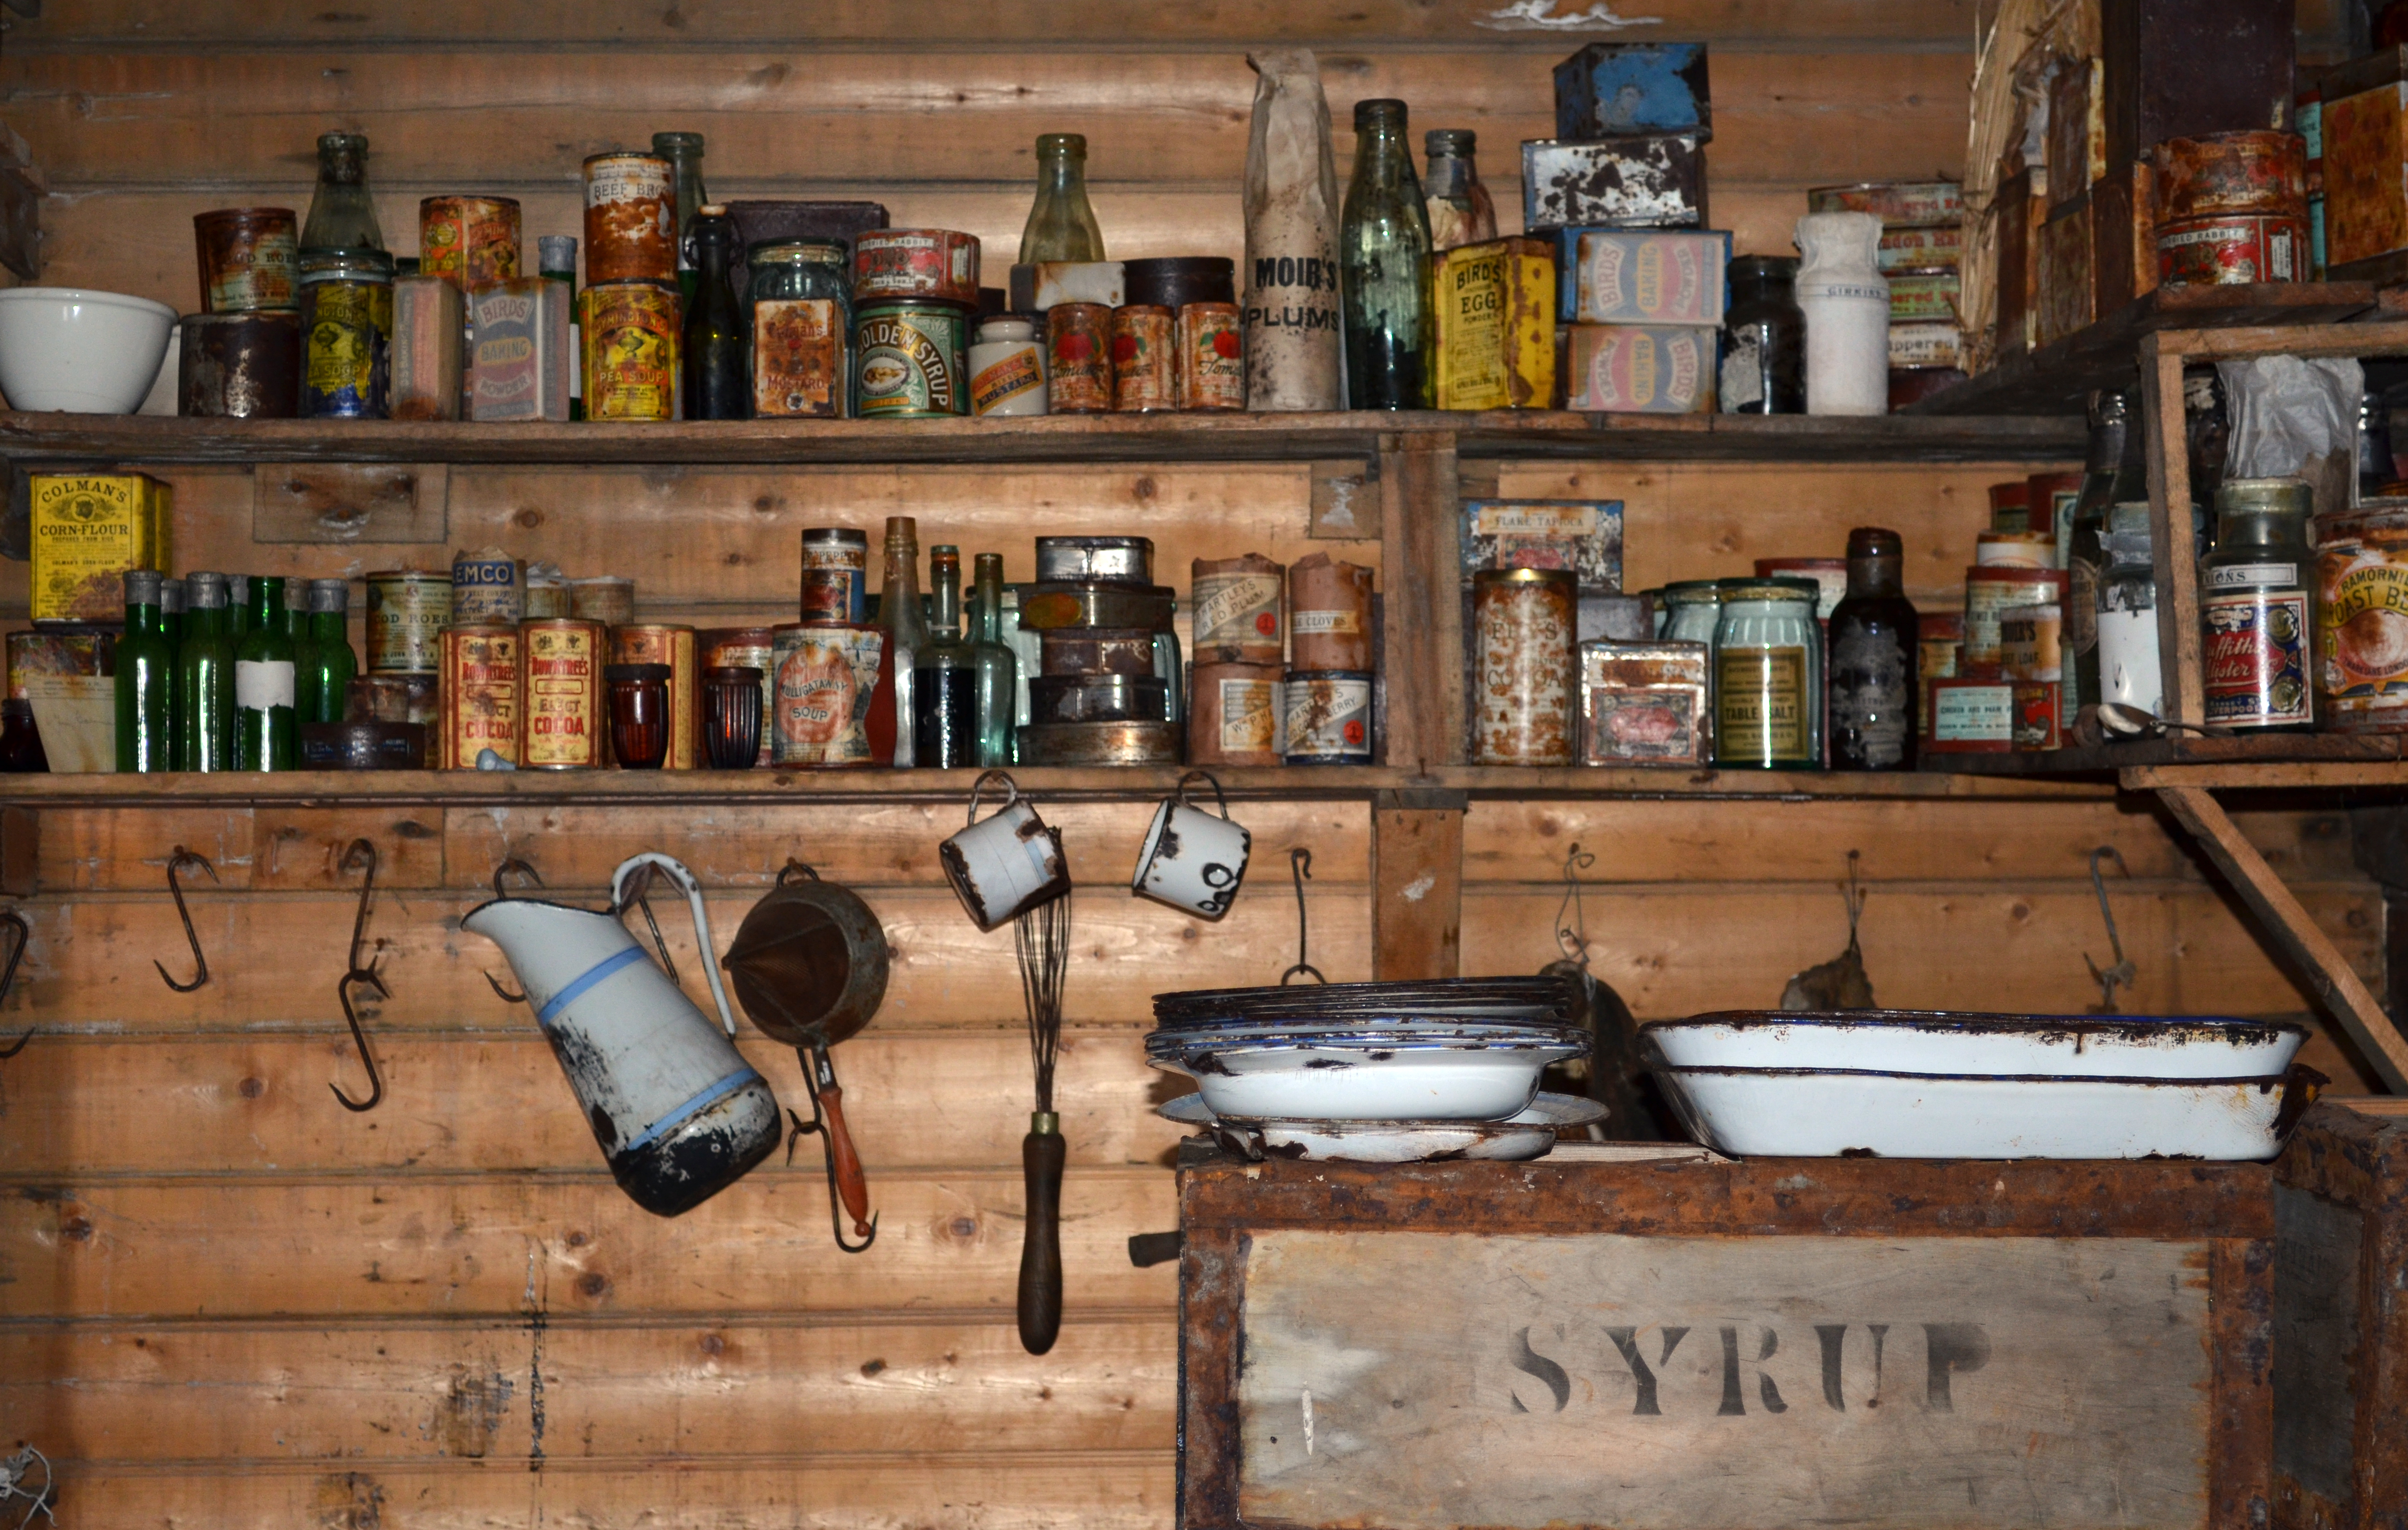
(0, 410), (2087, 468)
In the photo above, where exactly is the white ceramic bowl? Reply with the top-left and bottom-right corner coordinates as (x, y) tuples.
(1152, 1034), (1582, 1121)
(0, 286), (180, 413)
(1642, 1011), (2306, 1079)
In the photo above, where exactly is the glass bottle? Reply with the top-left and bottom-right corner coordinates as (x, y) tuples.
(1719, 256), (1806, 414)
(235, 575), (299, 772)
(1712, 577), (1822, 771)
(1421, 129), (1496, 253)
(2063, 387), (2146, 717)
(538, 234), (582, 421)
(969, 552), (1018, 768)
(914, 546), (978, 769)
(177, 572), (238, 774)
(300, 132), (384, 254)
(2096, 502), (2165, 719)
(1018, 133), (1107, 265)
(1825, 527), (1920, 770)
(115, 569), (176, 774)
(161, 577), (186, 651)
(300, 578), (357, 725)
(0, 703), (46, 774)
(682, 206), (750, 420)
(1339, 99), (1434, 411)
(874, 516), (928, 768)
(652, 131), (709, 304)
(227, 575), (252, 641)
(2202, 478), (2316, 733)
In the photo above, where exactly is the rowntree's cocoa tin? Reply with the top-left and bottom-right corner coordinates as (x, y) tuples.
(1047, 303), (1114, 414)
(521, 618), (606, 769)
(365, 570), (451, 673)
(853, 300), (969, 418)
(583, 152), (676, 284)
(770, 621), (886, 768)
(700, 626), (776, 767)
(193, 208), (298, 313)
(851, 229), (981, 307)
(419, 196), (523, 293)
(1282, 670), (1374, 764)
(584, 279), (680, 421)
(1189, 660), (1283, 767)
(2152, 131), (2308, 222)
(2156, 215), (2307, 286)
(2314, 501), (2408, 731)
(1177, 302), (1245, 411)
(1111, 304), (1176, 412)
(438, 623), (523, 769)
(610, 623), (699, 770)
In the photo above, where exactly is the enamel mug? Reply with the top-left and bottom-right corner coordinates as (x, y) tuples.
(1131, 770), (1251, 920)
(940, 770), (1072, 931)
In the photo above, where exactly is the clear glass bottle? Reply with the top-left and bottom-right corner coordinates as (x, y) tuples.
(652, 131), (709, 304)
(235, 575), (298, 771)
(177, 572), (238, 774)
(1339, 99), (1434, 411)
(1825, 527), (1919, 770)
(115, 569), (176, 774)
(970, 552), (1018, 768)
(682, 206), (749, 420)
(2203, 478), (2316, 733)
(1018, 133), (1107, 265)
(2063, 387), (2146, 717)
(300, 578), (357, 725)
(2096, 501), (2164, 719)
(1719, 256), (1805, 415)
(914, 546), (979, 769)
(1421, 129), (1495, 253)
(875, 516), (929, 768)
(300, 132), (384, 254)
(538, 233), (582, 421)
(1712, 577), (1822, 771)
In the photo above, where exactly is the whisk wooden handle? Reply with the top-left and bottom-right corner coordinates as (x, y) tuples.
(817, 1078), (874, 1238)
(1017, 1122), (1066, 1356)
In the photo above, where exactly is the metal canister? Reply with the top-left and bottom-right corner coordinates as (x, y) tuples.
(852, 229), (981, 307)
(6, 629), (114, 698)
(569, 576), (636, 628)
(583, 279), (680, 421)
(179, 312), (300, 418)
(419, 195), (522, 294)
(1192, 553), (1285, 664)
(1975, 530), (2057, 569)
(1046, 303), (1114, 414)
(1289, 553), (1375, 672)
(1124, 256), (1236, 311)
(1471, 567), (1577, 766)
(2153, 131), (2309, 222)
(1176, 302), (1245, 412)
(389, 275), (465, 421)
(1038, 628), (1156, 676)
(748, 239), (853, 419)
(451, 547), (525, 625)
(769, 621), (887, 768)
(700, 625), (776, 767)
(1282, 671), (1374, 764)
(853, 300), (970, 418)
(438, 623), (523, 769)
(800, 528), (871, 625)
(2157, 215), (2307, 286)
(524, 564), (569, 619)
(610, 623), (699, 770)
(1962, 566), (2066, 672)
(583, 152), (676, 284)
(193, 207), (298, 314)
(1035, 536), (1153, 585)
(346, 673), (440, 727)
(521, 617), (607, 769)
(1189, 659), (1283, 767)
(364, 570), (451, 674)
(1110, 304), (1176, 412)
(2205, 477), (2315, 731)
(298, 250), (394, 419)
(2314, 500), (2408, 731)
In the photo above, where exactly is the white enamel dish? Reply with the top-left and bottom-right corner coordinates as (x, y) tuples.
(1652, 1066), (2304, 1161)
(1158, 1090), (1607, 1162)
(1147, 1030), (1586, 1121)
(0, 286), (180, 413)
(1641, 1010), (2306, 1079)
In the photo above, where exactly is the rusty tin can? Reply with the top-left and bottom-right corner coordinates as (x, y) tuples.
(852, 229), (981, 307)
(700, 626), (777, 768)
(1472, 567), (1578, 766)
(438, 623), (523, 769)
(1047, 302), (1115, 414)
(770, 621), (887, 768)
(193, 207), (298, 313)
(1176, 302), (1245, 411)
(347, 673), (440, 727)
(1289, 553), (1374, 672)
(1433, 236), (1558, 411)
(524, 566), (569, 620)
(2153, 131), (2309, 222)
(6, 629), (115, 699)
(569, 576), (636, 629)
(1806, 181), (1964, 226)
(1281, 670), (1374, 764)
(583, 278), (680, 421)
(450, 547), (525, 625)
(1578, 638), (1709, 766)
(583, 152), (676, 284)
(2157, 214), (2307, 286)
(1877, 224), (1962, 271)
(521, 618), (606, 769)
(1039, 628), (1157, 677)
(610, 622), (699, 770)
(1193, 553), (1285, 665)
(1111, 304), (1176, 412)
(800, 527), (870, 625)
(1962, 566), (2065, 673)
(2315, 500), (2408, 731)
(365, 569), (451, 673)
(298, 252), (393, 419)
(1886, 268), (1961, 323)
(180, 312), (301, 418)
(854, 300), (970, 418)
(1189, 660), (1284, 767)
(419, 195), (524, 293)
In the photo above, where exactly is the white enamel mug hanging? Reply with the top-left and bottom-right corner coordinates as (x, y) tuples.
(1131, 770), (1252, 920)
(940, 770), (1073, 931)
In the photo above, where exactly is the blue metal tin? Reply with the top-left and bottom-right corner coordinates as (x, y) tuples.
(451, 549), (526, 625)
(298, 251), (394, 419)
(1552, 41), (1712, 142)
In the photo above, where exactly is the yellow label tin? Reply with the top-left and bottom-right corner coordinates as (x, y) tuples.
(30, 472), (168, 624)
(1433, 237), (1557, 411)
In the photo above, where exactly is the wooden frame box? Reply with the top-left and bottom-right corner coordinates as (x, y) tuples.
(1178, 1147), (2273, 1530)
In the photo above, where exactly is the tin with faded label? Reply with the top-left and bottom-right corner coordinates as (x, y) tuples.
(1433, 236), (1558, 411)
(854, 301), (969, 418)
(299, 253), (393, 419)
(1177, 303), (1245, 411)
(1472, 567), (1577, 766)
(1190, 661), (1283, 767)
(1193, 553), (1285, 664)
(1886, 268), (1961, 322)
(194, 207), (298, 313)
(584, 279), (680, 422)
(1580, 638), (1708, 764)
(2314, 502), (2408, 730)
(1565, 324), (1713, 412)
(1290, 554), (1374, 672)
(1282, 670), (1373, 764)
(438, 623), (522, 769)
(1112, 304), (1176, 412)
(7, 629), (115, 699)
(30, 472), (168, 625)
(451, 548), (525, 625)
(800, 527), (870, 625)
(521, 618), (605, 769)
(610, 623), (699, 770)
(569, 576), (636, 629)
(420, 195), (523, 293)
(1807, 181), (1963, 226)
(1047, 302), (1114, 414)
(2204, 585), (2313, 728)
(583, 152), (675, 284)
(853, 229), (981, 307)
(365, 570), (450, 674)
(471, 277), (572, 422)
(2153, 131), (2308, 221)
(1563, 228), (1728, 324)
(753, 297), (849, 418)
(1877, 224), (1962, 271)
(2157, 215), (2305, 285)
(771, 621), (886, 768)
(1461, 499), (1625, 592)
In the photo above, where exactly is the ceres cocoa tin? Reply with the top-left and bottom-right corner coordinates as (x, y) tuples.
(852, 229), (981, 306)
(438, 623), (522, 769)
(1177, 302), (1245, 411)
(610, 623), (698, 770)
(2315, 501), (2408, 731)
(584, 279), (680, 422)
(521, 618), (606, 769)
(583, 152), (675, 284)
(1111, 304), (1175, 412)
(854, 301), (969, 418)
(364, 570), (451, 674)
(1471, 567), (1578, 766)
(770, 621), (886, 768)
(193, 208), (298, 313)
(419, 196), (523, 292)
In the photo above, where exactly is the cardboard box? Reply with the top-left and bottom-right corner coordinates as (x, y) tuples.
(2037, 197), (2094, 347)
(1460, 498), (1625, 593)
(1561, 325), (1715, 413)
(2102, 0), (2296, 174)
(1432, 238), (1557, 411)
(1523, 137), (1706, 230)
(1560, 229), (1729, 326)
(1553, 41), (1711, 143)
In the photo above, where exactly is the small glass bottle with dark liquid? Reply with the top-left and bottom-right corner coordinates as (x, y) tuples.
(913, 546), (978, 769)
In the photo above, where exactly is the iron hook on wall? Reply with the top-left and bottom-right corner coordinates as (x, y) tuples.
(1553, 841), (1597, 971)
(153, 847), (218, 993)
(2085, 845), (2137, 1015)
(331, 839), (386, 1112)
(484, 857), (543, 1003)
(0, 909), (31, 1059)
(1280, 847), (1325, 986)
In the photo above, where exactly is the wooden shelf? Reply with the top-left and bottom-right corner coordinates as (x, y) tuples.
(1903, 283), (2378, 418)
(0, 409), (2087, 468)
(1925, 733), (2408, 790)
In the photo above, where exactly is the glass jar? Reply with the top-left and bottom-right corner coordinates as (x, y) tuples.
(1019, 133), (1107, 265)
(747, 239), (853, 420)
(606, 662), (673, 768)
(702, 665), (763, 769)
(1712, 577), (1822, 770)
(300, 132), (383, 255)
(298, 250), (394, 419)
(2096, 501), (2164, 719)
(1421, 129), (1496, 253)
(1661, 579), (1722, 646)
(1719, 255), (1804, 414)
(2203, 477), (2316, 732)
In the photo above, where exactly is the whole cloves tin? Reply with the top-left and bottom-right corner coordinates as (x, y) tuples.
(1472, 567), (1577, 766)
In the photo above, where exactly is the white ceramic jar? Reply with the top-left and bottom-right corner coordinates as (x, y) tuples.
(968, 315), (1048, 416)
(1794, 212), (1890, 417)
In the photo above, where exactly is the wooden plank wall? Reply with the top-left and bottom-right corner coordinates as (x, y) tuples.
(0, 4), (2385, 1526)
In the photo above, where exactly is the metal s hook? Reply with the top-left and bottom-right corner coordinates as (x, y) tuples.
(777, 858), (821, 886)
(330, 839), (386, 1112)
(2085, 845), (2137, 1015)
(1280, 847), (1325, 986)
(784, 1061), (877, 1254)
(1554, 841), (1596, 970)
(154, 847), (218, 993)
(484, 857), (542, 1003)
(0, 910), (31, 1059)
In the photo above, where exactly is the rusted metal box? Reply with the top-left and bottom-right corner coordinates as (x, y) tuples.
(2271, 1098), (2408, 1529)
(1178, 1145), (2273, 1530)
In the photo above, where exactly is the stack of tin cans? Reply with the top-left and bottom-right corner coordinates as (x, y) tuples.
(184, 209), (304, 418)
(1016, 537), (1183, 765)
(852, 229), (982, 419)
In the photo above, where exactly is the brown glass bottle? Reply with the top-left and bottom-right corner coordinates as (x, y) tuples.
(1825, 526), (1919, 771)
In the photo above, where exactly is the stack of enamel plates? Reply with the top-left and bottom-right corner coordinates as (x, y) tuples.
(1640, 1010), (2314, 1161)
(1147, 978), (1601, 1162)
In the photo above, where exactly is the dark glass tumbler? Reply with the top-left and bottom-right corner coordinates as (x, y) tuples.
(702, 664), (763, 770)
(604, 663), (672, 770)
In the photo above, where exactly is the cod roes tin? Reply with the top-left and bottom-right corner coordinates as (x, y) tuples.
(521, 618), (606, 769)
(584, 279), (681, 422)
(365, 570), (451, 674)
(609, 623), (699, 770)
(438, 623), (523, 769)
(193, 207), (299, 314)
(854, 300), (970, 418)
(582, 152), (675, 284)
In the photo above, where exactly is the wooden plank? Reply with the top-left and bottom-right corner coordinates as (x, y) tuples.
(2127, 762), (2408, 791)
(2147, 319), (2408, 364)
(1378, 431), (1458, 773)
(0, 803), (35, 895)
(2156, 784), (2408, 1093)
(0, 1169), (1179, 1319)
(1370, 803), (1462, 981)
(2143, 337), (2205, 730)
(252, 461), (449, 543)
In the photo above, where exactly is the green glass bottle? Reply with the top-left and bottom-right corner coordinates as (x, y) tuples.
(1017, 133), (1107, 264)
(227, 575), (252, 641)
(652, 131), (708, 305)
(913, 546), (978, 769)
(300, 578), (357, 725)
(177, 572), (238, 773)
(115, 569), (176, 774)
(160, 576), (186, 651)
(538, 234), (583, 421)
(681, 206), (749, 420)
(235, 575), (299, 771)
(1339, 98), (1434, 410)
(969, 553), (1018, 768)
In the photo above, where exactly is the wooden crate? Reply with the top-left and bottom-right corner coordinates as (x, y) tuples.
(2273, 1098), (2408, 1530)
(1178, 1145), (2274, 1530)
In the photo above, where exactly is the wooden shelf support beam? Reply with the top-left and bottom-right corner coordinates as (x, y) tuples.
(1369, 789), (1464, 981)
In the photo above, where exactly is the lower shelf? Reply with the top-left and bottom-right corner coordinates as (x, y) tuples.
(1926, 733), (2408, 790)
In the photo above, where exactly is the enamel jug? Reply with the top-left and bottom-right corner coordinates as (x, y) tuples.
(463, 853), (782, 1217)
